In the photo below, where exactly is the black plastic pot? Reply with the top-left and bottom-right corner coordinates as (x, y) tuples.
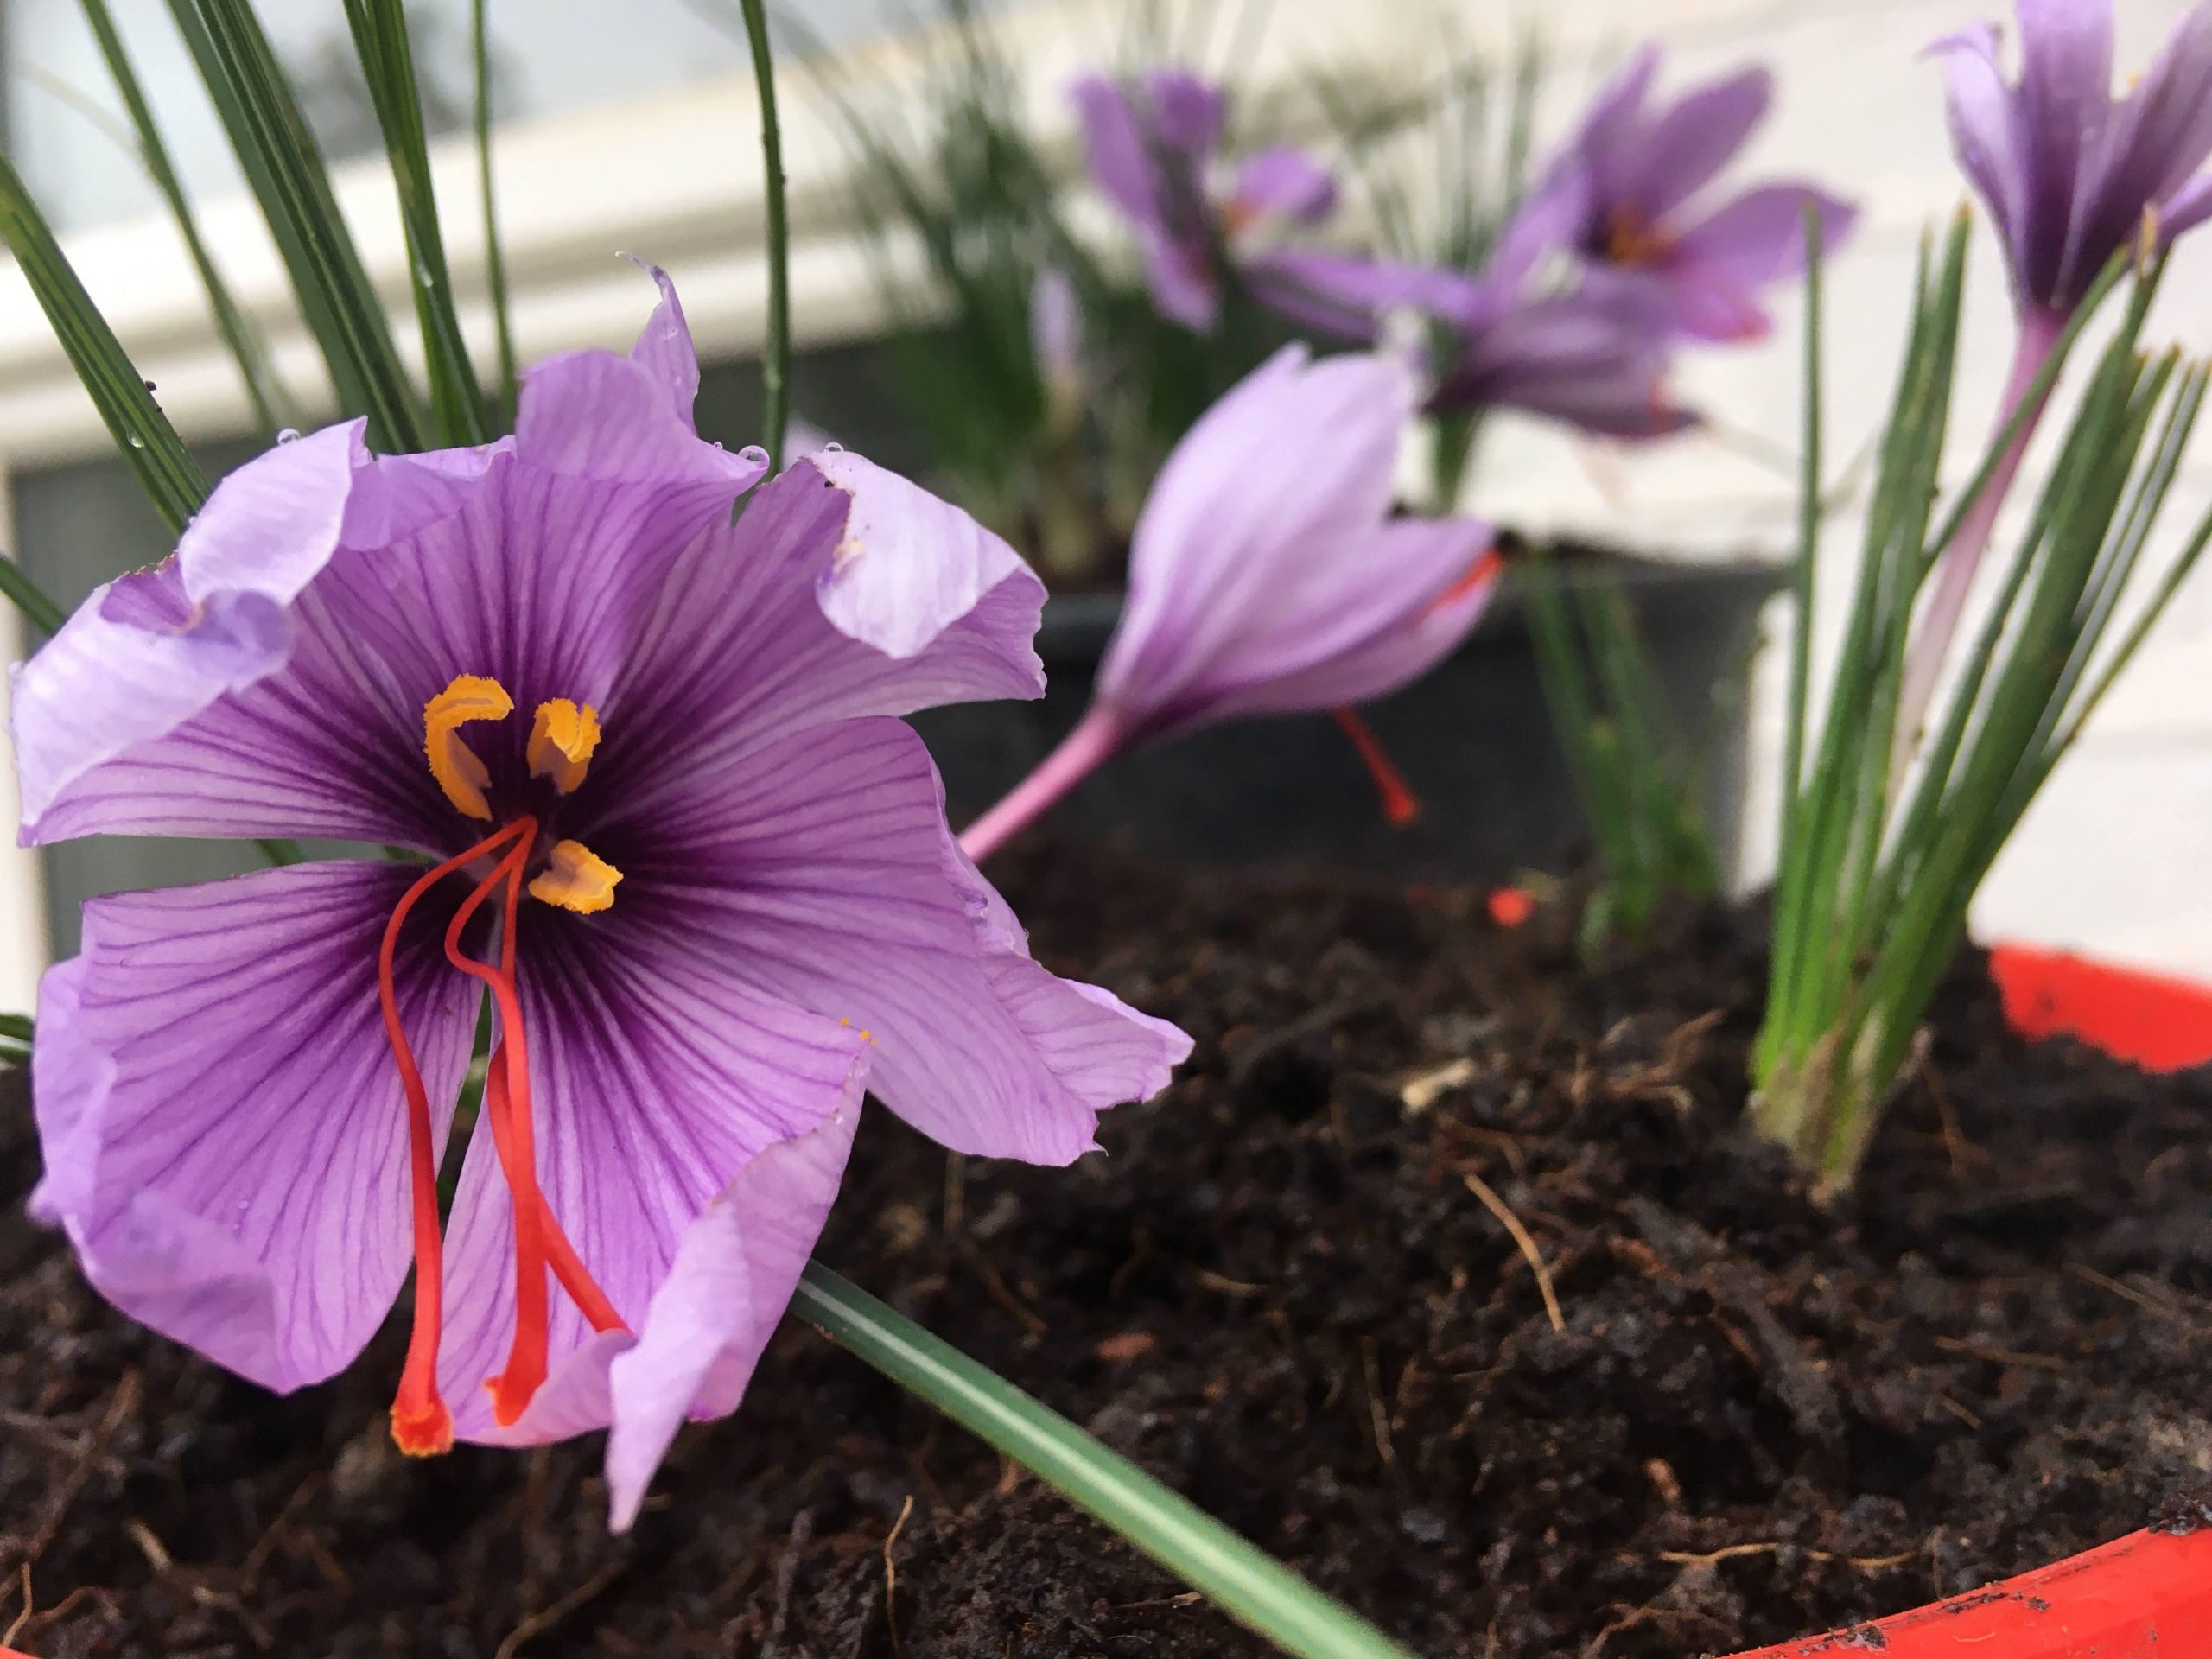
(912, 558), (1779, 883)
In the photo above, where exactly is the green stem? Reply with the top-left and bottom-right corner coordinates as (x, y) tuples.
(79, 0), (298, 436)
(791, 1264), (1414, 1659)
(0, 553), (67, 638)
(472, 0), (518, 428)
(736, 0), (791, 473)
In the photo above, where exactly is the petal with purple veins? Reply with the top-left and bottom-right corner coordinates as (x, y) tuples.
(605, 1108), (861, 1529)
(437, 907), (870, 1441)
(29, 861), (475, 1392)
(612, 715), (1187, 1166)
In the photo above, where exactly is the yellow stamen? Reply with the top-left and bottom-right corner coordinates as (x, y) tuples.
(527, 698), (601, 794)
(424, 675), (514, 821)
(528, 840), (623, 914)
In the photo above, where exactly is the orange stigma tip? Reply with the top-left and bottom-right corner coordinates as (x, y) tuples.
(1332, 708), (1421, 826)
(391, 1396), (454, 1457)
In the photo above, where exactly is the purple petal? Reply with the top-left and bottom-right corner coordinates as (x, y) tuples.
(1438, 291), (1696, 438)
(437, 902), (871, 1440)
(1567, 43), (1663, 190)
(2015, 0), (2114, 219)
(604, 1107), (859, 1529)
(1179, 518), (1499, 727)
(2158, 169), (2212, 238)
(2061, 3), (2212, 301)
(1617, 66), (1771, 218)
(807, 448), (1043, 660)
(29, 861), (475, 1391)
(613, 715), (1187, 1165)
(1927, 22), (2030, 273)
(1243, 249), (1484, 342)
(626, 258), (704, 433)
(1228, 146), (1338, 229)
(1488, 168), (1595, 294)
(1030, 265), (1084, 386)
(17, 279), (764, 853)
(1071, 71), (1223, 226)
(1140, 230), (1223, 330)
(1102, 346), (1414, 727)
(1664, 183), (1859, 340)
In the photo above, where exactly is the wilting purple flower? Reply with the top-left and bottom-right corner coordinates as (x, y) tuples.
(12, 271), (1187, 1527)
(1929, 0), (2212, 319)
(1522, 44), (1855, 341)
(958, 346), (1497, 860)
(1071, 69), (1337, 331)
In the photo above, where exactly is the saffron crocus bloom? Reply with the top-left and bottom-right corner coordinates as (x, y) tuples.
(1255, 185), (1697, 440)
(1524, 43), (1855, 341)
(1903, 1), (2212, 752)
(12, 273), (1188, 1527)
(1071, 68), (1337, 331)
(1931, 0), (2212, 322)
(958, 346), (1497, 861)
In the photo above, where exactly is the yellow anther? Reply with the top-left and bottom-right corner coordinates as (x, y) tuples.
(528, 698), (601, 794)
(423, 675), (514, 821)
(528, 840), (623, 914)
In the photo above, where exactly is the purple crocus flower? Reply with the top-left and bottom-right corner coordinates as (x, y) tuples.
(1071, 69), (1337, 331)
(1901, 1), (2212, 755)
(1254, 183), (1696, 441)
(11, 271), (1188, 1527)
(957, 345), (1497, 861)
(1524, 44), (1855, 342)
(1930, 0), (2212, 321)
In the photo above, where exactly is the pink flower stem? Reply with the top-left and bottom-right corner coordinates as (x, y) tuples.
(1891, 304), (2065, 780)
(958, 705), (1128, 864)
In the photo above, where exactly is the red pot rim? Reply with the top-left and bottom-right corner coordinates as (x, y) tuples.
(1986, 942), (2212, 1072)
(1716, 1523), (2212, 1657)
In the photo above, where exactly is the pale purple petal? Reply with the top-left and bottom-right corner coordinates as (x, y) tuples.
(1567, 44), (1662, 200)
(29, 861), (474, 1391)
(1243, 249), (1484, 342)
(1103, 346), (1414, 726)
(1140, 231), (1223, 330)
(805, 448), (1040, 659)
(626, 257), (704, 432)
(2159, 170), (2212, 238)
(1618, 66), (1770, 217)
(1071, 73), (1161, 224)
(2060, 3), (2212, 298)
(1663, 183), (1859, 340)
(605, 1107), (859, 1529)
(1071, 71), (1224, 229)
(1437, 291), (1695, 438)
(437, 906), (871, 1440)
(1030, 265), (1084, 386)
(1488, 168), (1593, 294)
(582, 461), (1042, 833)
(1929, 23), (2029, 258)
(610, 716), (1187, 1166)
(1170, 518), (1498, 728)
(1228, 146), (1338, 228)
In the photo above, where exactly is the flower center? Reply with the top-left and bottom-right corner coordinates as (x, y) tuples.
(379, 676), (634, 1456)
(1602, 207), (1675, 269)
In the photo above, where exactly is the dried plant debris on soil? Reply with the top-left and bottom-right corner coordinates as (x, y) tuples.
(3, 838), (2209, 1658)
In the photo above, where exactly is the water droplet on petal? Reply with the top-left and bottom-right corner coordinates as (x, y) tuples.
(276, 428), (301, 444)
(822, 442), (844, 453)
(738, 444), (770, 468)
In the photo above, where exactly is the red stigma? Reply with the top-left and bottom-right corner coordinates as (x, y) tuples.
(375, 813), (630, 1452)
(1332, 708), (1421, 826)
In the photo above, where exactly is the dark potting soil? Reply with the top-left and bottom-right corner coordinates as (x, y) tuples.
(2, 839), (2209, 1659)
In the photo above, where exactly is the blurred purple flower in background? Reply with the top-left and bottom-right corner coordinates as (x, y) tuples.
(1072, 69), (1338, 330)
(13, 274), (1187, 1526)
(959, 345), (1497, 861)
(1522, 44), (1856, 342)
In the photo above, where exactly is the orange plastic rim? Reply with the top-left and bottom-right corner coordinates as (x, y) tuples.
(1719, 1526), (2212, 1658)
